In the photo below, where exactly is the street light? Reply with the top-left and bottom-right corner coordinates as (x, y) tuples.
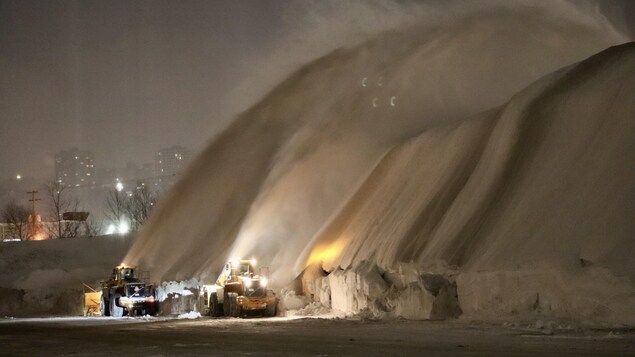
(116, 182), (124, 192)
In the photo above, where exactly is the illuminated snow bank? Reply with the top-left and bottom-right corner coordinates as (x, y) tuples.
(125, 2), (627, 286)
(304, 262), (460, 320)
(122, 2), (634, 325)
(300, 43), (635, 324)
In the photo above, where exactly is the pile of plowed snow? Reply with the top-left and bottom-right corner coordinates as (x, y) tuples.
(121, 3), (634, 325)
(310, 44), (635, 325)
(0, 235), (134, 316)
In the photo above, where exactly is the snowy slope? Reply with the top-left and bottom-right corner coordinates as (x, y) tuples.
(319, 43), (635, 277)
(314, 43), (635, 324)
(125, 4), (627, 287)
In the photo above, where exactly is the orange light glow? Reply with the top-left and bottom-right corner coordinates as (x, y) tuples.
(306, 238), (346, 267)
(32, 231), (47, 241)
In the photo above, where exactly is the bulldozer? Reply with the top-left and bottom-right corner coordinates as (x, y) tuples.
(98, 264), (158, 317)
(200, 259), (277, 317)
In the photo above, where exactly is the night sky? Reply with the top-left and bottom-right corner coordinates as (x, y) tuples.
(1, 0), (633, 183)
(0, 0), (288, 182)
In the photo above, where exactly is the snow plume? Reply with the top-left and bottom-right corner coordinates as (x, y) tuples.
(227, 0), (627, 120)
(124, 0), (628, 296)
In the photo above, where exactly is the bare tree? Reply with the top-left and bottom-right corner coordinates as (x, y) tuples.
(105, 187), (126, 229)
(44, 181), (79, 239)
(124, 186), (158, 231)
(1, 201), (32, 240)
(85, 218), (103, 237)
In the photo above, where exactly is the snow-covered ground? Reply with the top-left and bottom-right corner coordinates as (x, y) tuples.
(0, 315), (632, 356)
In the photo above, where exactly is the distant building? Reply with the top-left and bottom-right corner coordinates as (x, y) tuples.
(154, 145), (193, 186)
(54, 148), (95, 187)
(95, 162), (154, 187)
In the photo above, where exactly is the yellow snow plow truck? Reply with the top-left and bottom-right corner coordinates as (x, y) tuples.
(98, 264), (158, 317)
(200, 259), (277, 317)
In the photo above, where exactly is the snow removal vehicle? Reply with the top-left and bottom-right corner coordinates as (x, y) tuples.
(98, 264), (158, 317)
(200, 259), (277, 317)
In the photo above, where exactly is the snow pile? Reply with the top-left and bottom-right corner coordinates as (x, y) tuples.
(285, 302), (333, 317)
(125, 2), (626, 286)
(324, 261), (461, 320)
(156, 280), (200, 316)
(156, 279), (199, 302)
(277, 289), (309, 313)
(0, 235), (135, 317)
(309, 44), (635, 324)
(177, 311), (201, 320)
(121, 1), (634, 325)
(457, 266), (635, 325)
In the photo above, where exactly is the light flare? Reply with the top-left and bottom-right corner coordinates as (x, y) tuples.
(32, 231), (47, 241)
(306, 238), (347, 267)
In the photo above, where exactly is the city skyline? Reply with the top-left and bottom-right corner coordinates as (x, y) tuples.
(0, 143), (193, 223)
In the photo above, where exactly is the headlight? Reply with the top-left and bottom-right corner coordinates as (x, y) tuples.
(243, 278), (252, 287)
(147, 296), (155, 303)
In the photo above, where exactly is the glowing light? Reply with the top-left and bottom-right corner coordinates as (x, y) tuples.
(118, 221), (130, 234)
(261, 277), (268, 287)
(306, 238), (346, 267)
(242, 278), (252, 288)
(116, 182), (124, 191)
(32, 231), (47, 241)
(251, 258), (257, 266)
(16, 174), (21, 180)
(106, 224), (116, 235)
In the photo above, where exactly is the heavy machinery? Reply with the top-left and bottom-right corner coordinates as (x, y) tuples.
(200, 259), (277, 317)
(99, 264), (158, 317)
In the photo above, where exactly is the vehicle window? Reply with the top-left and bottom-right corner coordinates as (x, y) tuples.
(120, 268), (134, 280)
(237, 263), (250, 275)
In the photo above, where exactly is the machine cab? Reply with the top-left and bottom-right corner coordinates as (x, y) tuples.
(217, 259), (256, 286)
(113, 265), (137, 282)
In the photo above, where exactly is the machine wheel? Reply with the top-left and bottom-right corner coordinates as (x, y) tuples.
(264, 302), (277, 317)
(228, 292), (240, 317)
(211, 293), (222, 317)
(100, 295), (110, 316)
(200, 293), (210, 316)
(110, 293), (124, 317)
(144, 304), (158, 316)
(223, 292), (231, 316)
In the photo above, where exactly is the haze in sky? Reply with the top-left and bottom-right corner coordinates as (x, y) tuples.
(1, 0), (633, 183)
(0, 1), (287, 181)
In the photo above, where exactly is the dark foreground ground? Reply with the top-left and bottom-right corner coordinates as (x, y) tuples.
(0, 316), (633, 356)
